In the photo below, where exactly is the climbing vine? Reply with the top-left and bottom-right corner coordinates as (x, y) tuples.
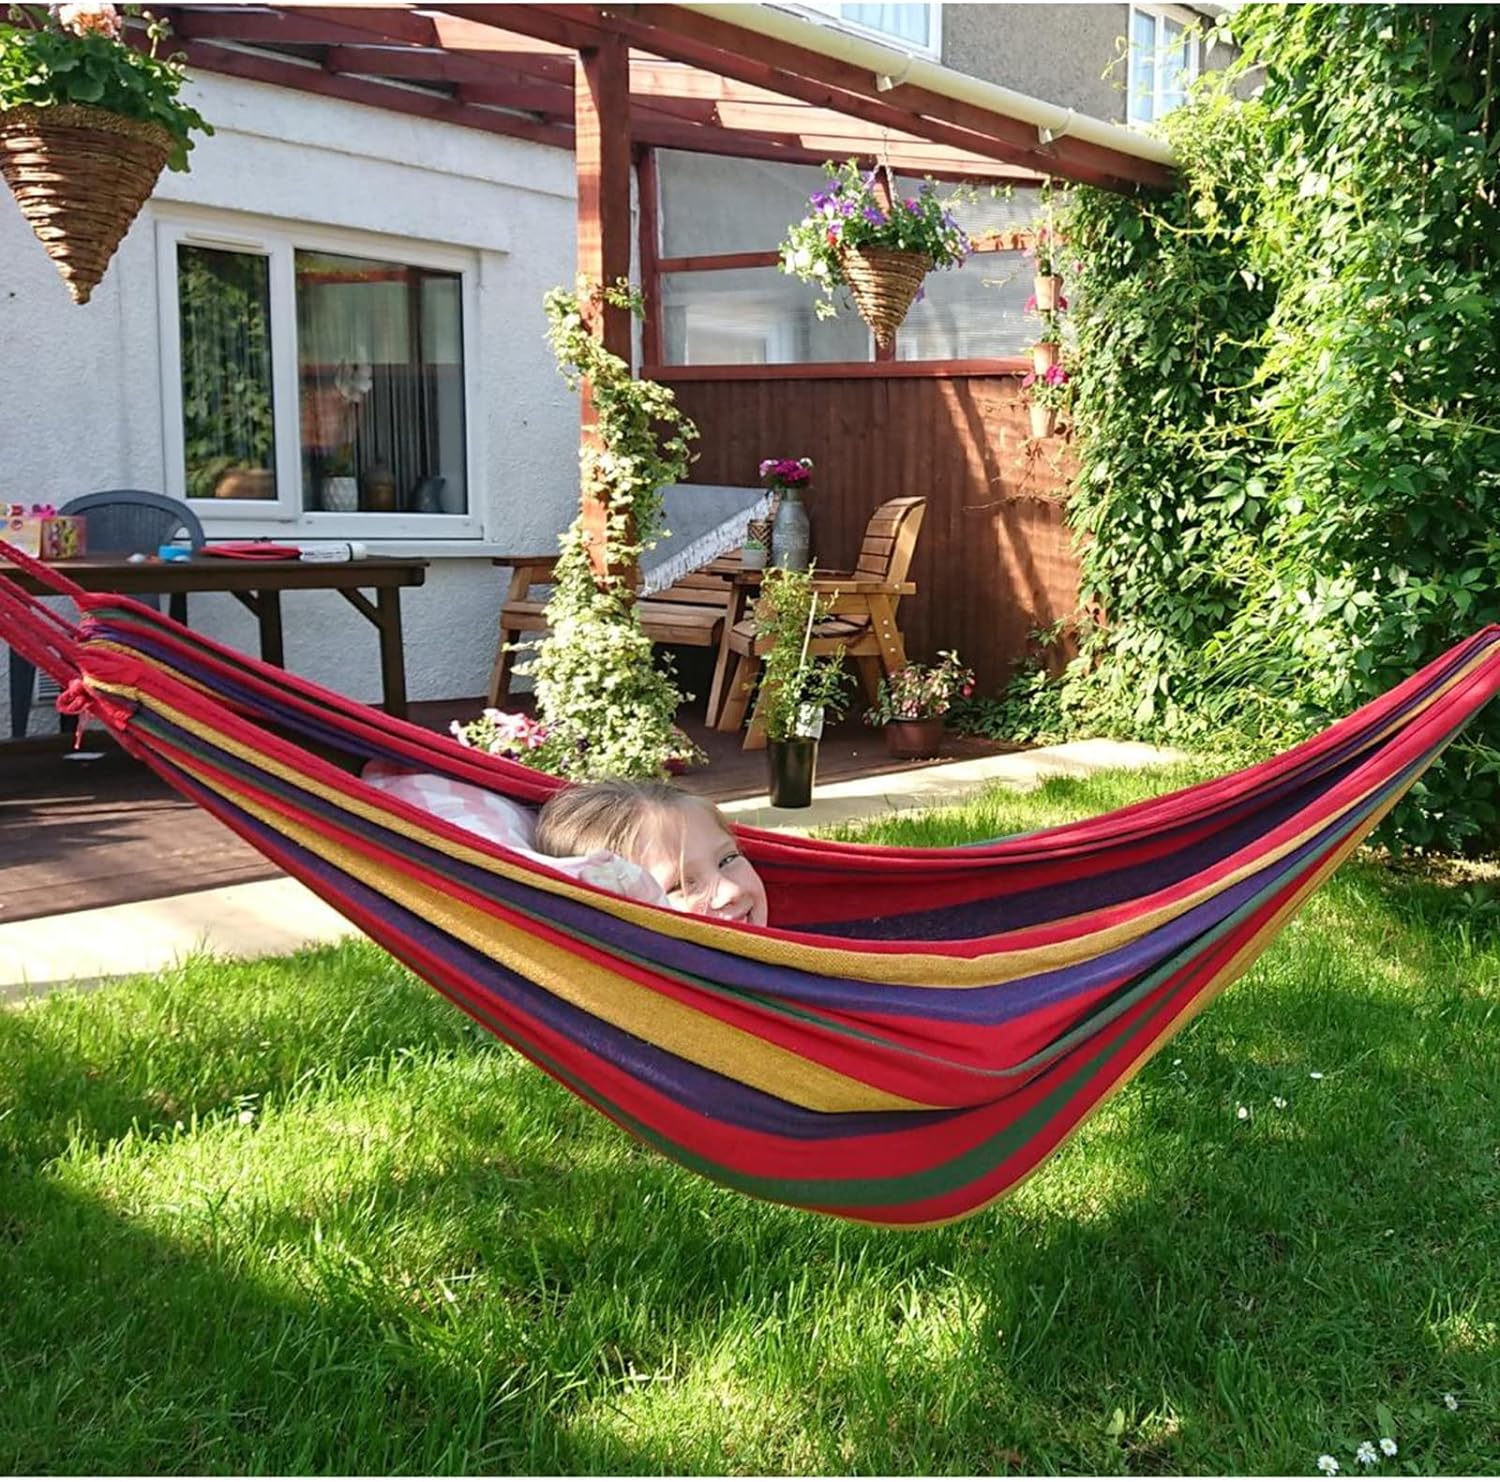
(1024, 4), (1500, 852)
(519, 279), (700, 780)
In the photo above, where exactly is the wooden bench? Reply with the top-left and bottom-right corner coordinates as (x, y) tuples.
(486, 554), (740, 708)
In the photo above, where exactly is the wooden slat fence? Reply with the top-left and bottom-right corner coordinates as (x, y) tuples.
(659, 366), (1082, 693)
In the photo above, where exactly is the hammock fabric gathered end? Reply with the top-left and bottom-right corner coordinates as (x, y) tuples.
(3, 539), (1499, 1227)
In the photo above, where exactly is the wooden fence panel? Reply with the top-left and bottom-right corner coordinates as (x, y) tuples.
(660, 368), (1081, 692)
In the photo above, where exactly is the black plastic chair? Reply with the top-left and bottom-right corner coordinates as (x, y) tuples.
(8, 489), (206, 739)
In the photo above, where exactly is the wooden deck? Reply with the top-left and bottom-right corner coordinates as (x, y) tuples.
(0, 698), (1014, 925)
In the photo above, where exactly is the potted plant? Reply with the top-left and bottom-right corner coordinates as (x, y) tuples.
(0, 4), (211, 304)
(754, 565), (853, 808)
(1027, 300), (1067, 373)
(758, 456), (814, 572)
(865, 650), (975, 759)
(1031, 222), (1064, 311)
(779, 159), (971, 347)
(1023, 362), (1073, 439)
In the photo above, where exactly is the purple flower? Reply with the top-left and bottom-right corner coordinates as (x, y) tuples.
(862, 205), (886, 225)
(905, 198), (920, 212)
(839, 199), (856, 217)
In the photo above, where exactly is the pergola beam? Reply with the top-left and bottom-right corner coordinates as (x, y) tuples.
(574, 30), (634, 578)
(612, 4), (1172, 191)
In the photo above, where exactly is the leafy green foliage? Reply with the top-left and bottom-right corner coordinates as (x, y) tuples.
(780, 160), (970, 320)
(0, 7), (211, 171)
(751, 565), (854, 741)
(519, 280), (700, 780)
(1030, 4), (1500, 852)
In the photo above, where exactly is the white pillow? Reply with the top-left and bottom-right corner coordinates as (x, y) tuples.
(360, 762), (668, 907)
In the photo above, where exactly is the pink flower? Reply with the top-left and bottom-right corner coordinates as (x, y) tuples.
(1057, 294), (1069, 310)
(1024, 294), (1038, 313)
(1021, 372), (1037, 390)
(1044, 364), (1069, 386)
(57, 1), (122, 38)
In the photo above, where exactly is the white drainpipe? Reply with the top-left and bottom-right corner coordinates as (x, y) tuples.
(676, 2), (1177, 168)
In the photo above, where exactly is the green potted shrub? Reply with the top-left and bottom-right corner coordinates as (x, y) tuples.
(865, 650), (975, 760)
(753, 565), (853, 808)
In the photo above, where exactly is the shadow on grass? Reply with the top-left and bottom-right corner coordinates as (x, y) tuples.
(2, 870), (1496, 1473)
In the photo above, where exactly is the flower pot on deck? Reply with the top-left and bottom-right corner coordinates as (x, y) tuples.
(884, 718), (946, 760)
(767, 737), (818, 809)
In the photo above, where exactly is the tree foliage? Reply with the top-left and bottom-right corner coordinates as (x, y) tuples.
(1044, 3), (1500, 852)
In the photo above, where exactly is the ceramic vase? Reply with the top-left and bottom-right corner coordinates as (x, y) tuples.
(770, 487), (810, 571)
(321, 476), (359, 513)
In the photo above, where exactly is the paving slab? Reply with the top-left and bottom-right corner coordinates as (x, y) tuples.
(1, 738), (1182, 1001)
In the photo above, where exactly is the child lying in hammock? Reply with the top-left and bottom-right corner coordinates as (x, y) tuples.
(536, 779), (768, 926)
(361, 764), (767, 926)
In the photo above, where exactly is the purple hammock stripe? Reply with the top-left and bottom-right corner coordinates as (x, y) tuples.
(155, 748), (961, 1143)
(138, 705), (1425, 1043)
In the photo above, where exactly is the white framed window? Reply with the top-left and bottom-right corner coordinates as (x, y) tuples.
(156, 208), (479, 539)
(1128, 5), (1200, 126)
(787, 2), (941, 59)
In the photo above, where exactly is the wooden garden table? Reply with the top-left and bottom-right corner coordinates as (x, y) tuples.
(3, 553), (428, 722)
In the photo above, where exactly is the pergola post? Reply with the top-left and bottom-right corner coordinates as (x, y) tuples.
(575, 33), (633, 580)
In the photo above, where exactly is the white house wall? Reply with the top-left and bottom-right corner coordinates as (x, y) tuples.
(1, 71), (590, 731)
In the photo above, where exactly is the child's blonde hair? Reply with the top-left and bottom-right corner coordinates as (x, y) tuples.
(534, 778), (724, 861)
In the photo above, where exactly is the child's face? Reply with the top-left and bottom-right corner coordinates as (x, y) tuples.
(637, 803), (768, 926)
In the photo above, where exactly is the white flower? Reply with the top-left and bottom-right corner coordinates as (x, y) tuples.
(1355, 1441), (1377, 1466)
(1310, 1071), (1325, 1080)
(1379, 1438), (1396, 1457)
(1443, 1393), (1459, 1411)
(812, 259), (829, 277)
(1237, 1105), (1250, 1120)
(1172, 1058), (1182, 1067)
(238, 1109), (255, 1125)
(792, 247), (812, 271)
(1273, 1095), (1288, 1109)
(1318, 1454), (1340, 1475)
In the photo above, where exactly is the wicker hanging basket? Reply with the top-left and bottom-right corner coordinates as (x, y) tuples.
(837, 244), (931, 349)
(0, 103), (173, 305)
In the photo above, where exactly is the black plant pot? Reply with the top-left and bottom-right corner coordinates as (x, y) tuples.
(767, 737), (818, 809)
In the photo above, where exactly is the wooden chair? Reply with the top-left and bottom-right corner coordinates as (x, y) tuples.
(714, 496), (927, 750)
(486, 554), (738, 708)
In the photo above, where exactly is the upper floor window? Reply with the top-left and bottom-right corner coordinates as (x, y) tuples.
(157, 211), (476, 537)
(1128, 5), (1199, 126)
(788, 2), (940, 58)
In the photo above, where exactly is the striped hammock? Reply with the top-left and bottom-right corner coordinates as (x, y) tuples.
(4, 544), (1499, 1227)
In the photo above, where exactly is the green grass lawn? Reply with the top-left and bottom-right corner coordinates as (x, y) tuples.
(2, 763), (1497, 1474)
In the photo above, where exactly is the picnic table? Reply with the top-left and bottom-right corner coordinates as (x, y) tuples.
(3, 553), (428, 727)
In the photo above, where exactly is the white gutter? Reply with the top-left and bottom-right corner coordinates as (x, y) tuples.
(676, 2), (1177, 168)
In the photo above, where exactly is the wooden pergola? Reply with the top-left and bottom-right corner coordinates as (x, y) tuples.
(158, 2), (1175, 569)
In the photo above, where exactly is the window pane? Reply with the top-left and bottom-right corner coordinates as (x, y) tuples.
(295, 251), (467, 515)
(177, 245), (277, 501)
(1160, 17), (1190, 115)
(662, 267), (870, 364)
(839, 3), (930, 47)
(1130, 9), (1157, 123)
(890, 186), (1037, 360)
(896, 252), (1032, 360)
(660, 151), (839, 258)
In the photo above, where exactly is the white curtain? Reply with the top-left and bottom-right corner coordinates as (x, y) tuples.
(839, 3), (931, 47)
